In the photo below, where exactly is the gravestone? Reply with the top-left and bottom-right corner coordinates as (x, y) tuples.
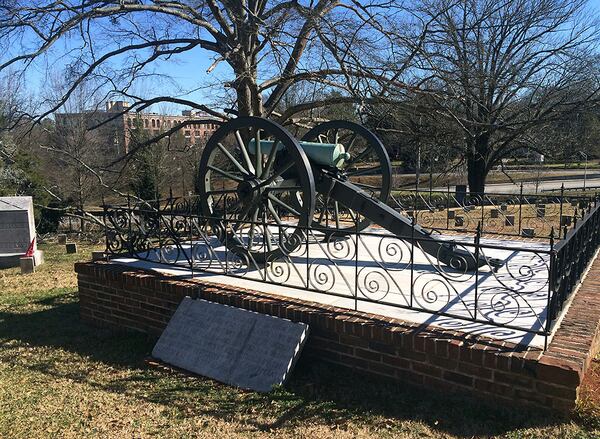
(66, 242), (77, 254)
(152, 297), (309, 392)
(0, 197), (43, 268)
(536, 205), (546, 218)
(522, 228), (535, 238)
(455, 185), (467, 205)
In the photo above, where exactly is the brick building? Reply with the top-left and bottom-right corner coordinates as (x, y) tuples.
(55, 101), (219, 157)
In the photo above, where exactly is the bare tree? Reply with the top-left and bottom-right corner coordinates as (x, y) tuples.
(0, 0), (412, 161)
(406, 0), (600, 193)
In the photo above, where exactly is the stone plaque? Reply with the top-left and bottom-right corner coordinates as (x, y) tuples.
(152, 297), (309, 392)
(0, 197), (35, 254)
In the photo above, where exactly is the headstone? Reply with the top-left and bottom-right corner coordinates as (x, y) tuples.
(561, 215), (572, 227)
(521, 228), (535, 238)
(490, 209), (499, 218)
(57, 234), (67, 245)
(152, 297), (309, 392)
(455, 216), (464, 227)
(505, 215), (515, 226)
(455, 185), (467, 205)
(66, 243), (77, 254)
(447, 210), (455, 219)
(20, 256), (35, 274)
(536, 206), (546, 218)
(0, 197), (43, 268)
(92, 251), (106, 261)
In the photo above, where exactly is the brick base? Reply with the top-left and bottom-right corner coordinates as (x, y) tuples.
(75, 260), (600, 412)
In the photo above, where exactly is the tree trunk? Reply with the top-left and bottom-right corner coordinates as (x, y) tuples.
(466, 135), (490, 194)
(234, 63), (262, 117)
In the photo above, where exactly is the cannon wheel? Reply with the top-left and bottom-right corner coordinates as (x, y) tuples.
(301, 120), (392, 235)
(198, 117), (315, 263)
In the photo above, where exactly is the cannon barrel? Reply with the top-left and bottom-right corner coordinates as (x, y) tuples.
(249, 139), (350, 169)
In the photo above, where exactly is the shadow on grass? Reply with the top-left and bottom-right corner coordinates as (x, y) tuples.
(0, 293), (571, 437)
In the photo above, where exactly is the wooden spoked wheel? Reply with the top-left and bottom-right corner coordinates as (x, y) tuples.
(301, 120), (392, 235)
(198, 117), (315, 263)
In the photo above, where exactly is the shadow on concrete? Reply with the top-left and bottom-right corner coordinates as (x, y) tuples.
(0, 293), (566, 437)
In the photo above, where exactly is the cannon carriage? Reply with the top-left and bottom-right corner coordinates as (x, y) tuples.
(197, 117), (502, 271)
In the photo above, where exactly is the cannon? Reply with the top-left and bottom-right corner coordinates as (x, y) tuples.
(197, 117), (503, 271)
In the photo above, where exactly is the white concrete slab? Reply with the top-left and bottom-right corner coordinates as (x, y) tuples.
(112, 228), (553, 348)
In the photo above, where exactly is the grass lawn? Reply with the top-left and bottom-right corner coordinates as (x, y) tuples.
(0, 243), (599, 438)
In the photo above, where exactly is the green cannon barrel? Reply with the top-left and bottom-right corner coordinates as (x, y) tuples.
(249, 140), (350, 169)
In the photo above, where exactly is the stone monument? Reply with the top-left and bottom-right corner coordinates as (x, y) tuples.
(152, 297), (309, 392)
(0, 196), (43, 268)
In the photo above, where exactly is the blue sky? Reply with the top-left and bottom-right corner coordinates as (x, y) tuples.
(6, 0), (600, 116)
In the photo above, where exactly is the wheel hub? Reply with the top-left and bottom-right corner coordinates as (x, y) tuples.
(237, 178), (264, 208)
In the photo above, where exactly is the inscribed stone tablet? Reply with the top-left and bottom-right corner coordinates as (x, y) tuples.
(0, 197), (35, 254)
(152, 297), (309, 392)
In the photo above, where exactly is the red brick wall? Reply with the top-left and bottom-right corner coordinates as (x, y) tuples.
(75, 260), (600, 412)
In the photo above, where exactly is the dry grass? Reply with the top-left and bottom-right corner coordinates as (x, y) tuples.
(0, 243), (598, 438)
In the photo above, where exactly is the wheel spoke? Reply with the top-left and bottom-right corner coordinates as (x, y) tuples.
(235, 130), (255, 174)
(345, 133), (358, 153)
(217, 142), (250, 176)
(267, 194), (301, 217)
(267, 200), (284, 226)
(207, 164), (244, 183)
(247, 208), (259, 250)
(265, 184), (302, 192)
(206, 188), (238, 196)
(263, 224), (274, 252)
(261, 140), (280, 179)
(254, 129), (262, 176)
(258, 160), (295, 188)
(347, 146), (373, 167)
(346, 165), (381, 177)
(354, 182), (381, 190)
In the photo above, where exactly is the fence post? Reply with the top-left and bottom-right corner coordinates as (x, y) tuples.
(518, 182), (523, 235)
(446, 183), (451, 230)
(157, 193), (163, 263)
(224, 195), (228, 274)
(127, 193), (133, 256)
(410, 215), (415, 308)
(262, 207), (267, 282)
(102, 194), (109, 261)
(558, 184), (565, 239)
(474, 221), (481, 320)
(355, 213), (359, 311)
(545, 227), (556, 351)
(480, 192), (485, 235)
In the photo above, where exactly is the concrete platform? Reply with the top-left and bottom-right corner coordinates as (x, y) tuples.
(110, 228), (557, 349)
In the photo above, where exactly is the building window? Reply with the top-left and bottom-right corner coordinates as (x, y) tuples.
(144, 119), (149, 128)
(185, 130), (191, 137)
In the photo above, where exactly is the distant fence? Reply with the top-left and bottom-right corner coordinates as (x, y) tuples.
(391, 185), (595, 240)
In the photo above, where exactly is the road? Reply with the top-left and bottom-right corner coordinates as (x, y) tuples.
(430, 169), (600, 194)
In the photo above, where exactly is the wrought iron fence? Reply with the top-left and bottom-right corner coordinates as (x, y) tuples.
(99, 190), (600, 350)
(390, 184), (595, 241)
